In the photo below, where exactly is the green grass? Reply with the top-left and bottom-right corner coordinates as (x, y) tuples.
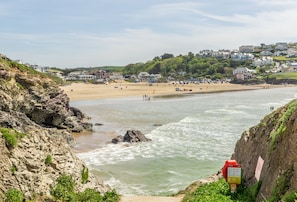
(269, 100), (297, 152)
(269, 72), (297, 80)
(81, 166), (89, 184)
(267, 169), (294, 202)
(273, 56), (297, 61)
(0, 128), (25, 149)
(5, 188), (24, 202)
(45, 154), (52, 165)
(182, 179), (262, 202)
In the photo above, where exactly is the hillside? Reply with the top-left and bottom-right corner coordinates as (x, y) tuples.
(0, 55), (110, 200)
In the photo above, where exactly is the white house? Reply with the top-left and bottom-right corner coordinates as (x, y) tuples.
(231, 53), (254, 61)
(260, 51), (272, 56)
(138, 72), (150, 81)
(233, 67), (256, 75)
(233, 67), (256, 80)
(78, 74), (96, 80)
(252, 57), (273, 67)
(239, 45), (254, 53)
(33, 66), (50, 73)
(109, 72), (123, 80)
(275, 42), (288, 51)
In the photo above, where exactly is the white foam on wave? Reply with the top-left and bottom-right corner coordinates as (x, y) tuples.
(205, 108), (247, 116)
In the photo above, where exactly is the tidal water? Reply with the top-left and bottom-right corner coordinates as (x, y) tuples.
(71, 86), (297, 196)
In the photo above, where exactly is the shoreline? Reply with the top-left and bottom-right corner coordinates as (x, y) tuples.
(63, 82), (294, 202)
(59, 81), (286, 101)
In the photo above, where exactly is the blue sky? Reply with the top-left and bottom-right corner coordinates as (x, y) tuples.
(0, 0), (296, 68)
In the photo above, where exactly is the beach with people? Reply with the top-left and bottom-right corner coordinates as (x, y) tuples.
(60, 81), (275, 101)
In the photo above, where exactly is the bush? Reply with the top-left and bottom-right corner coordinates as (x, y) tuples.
(50, 173), (120, 202)
(0, 128), (25, 149)
(76, 188), (103, 202)
(45, 154), (52, 165)
(182, 178), (262, 202)
(282, 191), (297, 202)
(103, 190), (120, 202)
(50, 174), (76, 201)
(183, 179), (232, 202)
(5, 188), (24, 202)
(2, 131), (17, 148)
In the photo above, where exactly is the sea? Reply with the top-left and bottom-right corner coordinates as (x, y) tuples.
(71, 86), (297, 196)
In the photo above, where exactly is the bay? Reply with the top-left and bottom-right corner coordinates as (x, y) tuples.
(71, 86), (297, 196)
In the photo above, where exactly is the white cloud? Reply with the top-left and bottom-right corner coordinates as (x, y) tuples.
(250, 0), (297, 6)
(1, 0), (297, 67)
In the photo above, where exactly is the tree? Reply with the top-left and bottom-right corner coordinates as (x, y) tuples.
(161, 53), (174, 60)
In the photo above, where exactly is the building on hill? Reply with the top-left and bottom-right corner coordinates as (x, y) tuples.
(252, 57), (274, 67)
(109, 72), (123, 80)
(275, 42), (288, 50)
(231, 52), (254, 61)
(233, 67), (256, 80)
(239, 45), (254, 53)
(32, 65), (50, 73)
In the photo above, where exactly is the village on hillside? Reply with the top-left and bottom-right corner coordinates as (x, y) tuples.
(3, 42), (297, 83)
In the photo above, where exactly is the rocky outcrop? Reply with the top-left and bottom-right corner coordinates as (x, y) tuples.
(0, 56), (110, 199)
(0, 110), (110, 199)
(232, 99), (297, 201)
(112, 130), (152, 144)
(0, 64), (92, 135)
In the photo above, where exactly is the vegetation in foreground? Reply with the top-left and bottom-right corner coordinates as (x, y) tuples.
(182, 178), (297, 202)
(3, 174), (120, 202)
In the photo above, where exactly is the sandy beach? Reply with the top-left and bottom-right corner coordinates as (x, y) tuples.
(60, 81), (273, 101)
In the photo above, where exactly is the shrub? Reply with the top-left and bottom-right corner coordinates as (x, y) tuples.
(182, 178), (262, 202)
(76, 188), (103, 202)
(50, 173), (120, 202)
(103, 190), (120, 202)
(0, 128), (25, 149)
(5, 188), (24, 202)
(11, 165), (17, 175)
(81, 166), (89, 184)
(45, 154), (52, 165)
(282, 190), (297, 202)
(50, 174), (76, 201)
(268, 169), (293, 202)
(270, 100), (297, 152)
(182, 179), (232, 202)
(2, 131), (17, 148)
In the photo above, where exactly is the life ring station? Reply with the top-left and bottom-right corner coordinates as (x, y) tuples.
(222, 160), (242, 193)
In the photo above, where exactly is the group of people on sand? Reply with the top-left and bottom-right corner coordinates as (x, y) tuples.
(143, 94), (151, 101)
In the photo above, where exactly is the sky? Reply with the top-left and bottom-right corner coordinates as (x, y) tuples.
(0, 0), (296, 68)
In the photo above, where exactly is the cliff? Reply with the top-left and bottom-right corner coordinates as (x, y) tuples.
(0, 55), (110, 200)
(232, 99), (297, 201)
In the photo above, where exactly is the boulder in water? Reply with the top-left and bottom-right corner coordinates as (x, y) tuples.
(111, 130), (151, 144)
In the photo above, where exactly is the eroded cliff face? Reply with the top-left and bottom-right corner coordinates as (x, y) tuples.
(0, 58), (92, 138)
(0, 56), (110, 199)
(232, 99), (297, 201)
